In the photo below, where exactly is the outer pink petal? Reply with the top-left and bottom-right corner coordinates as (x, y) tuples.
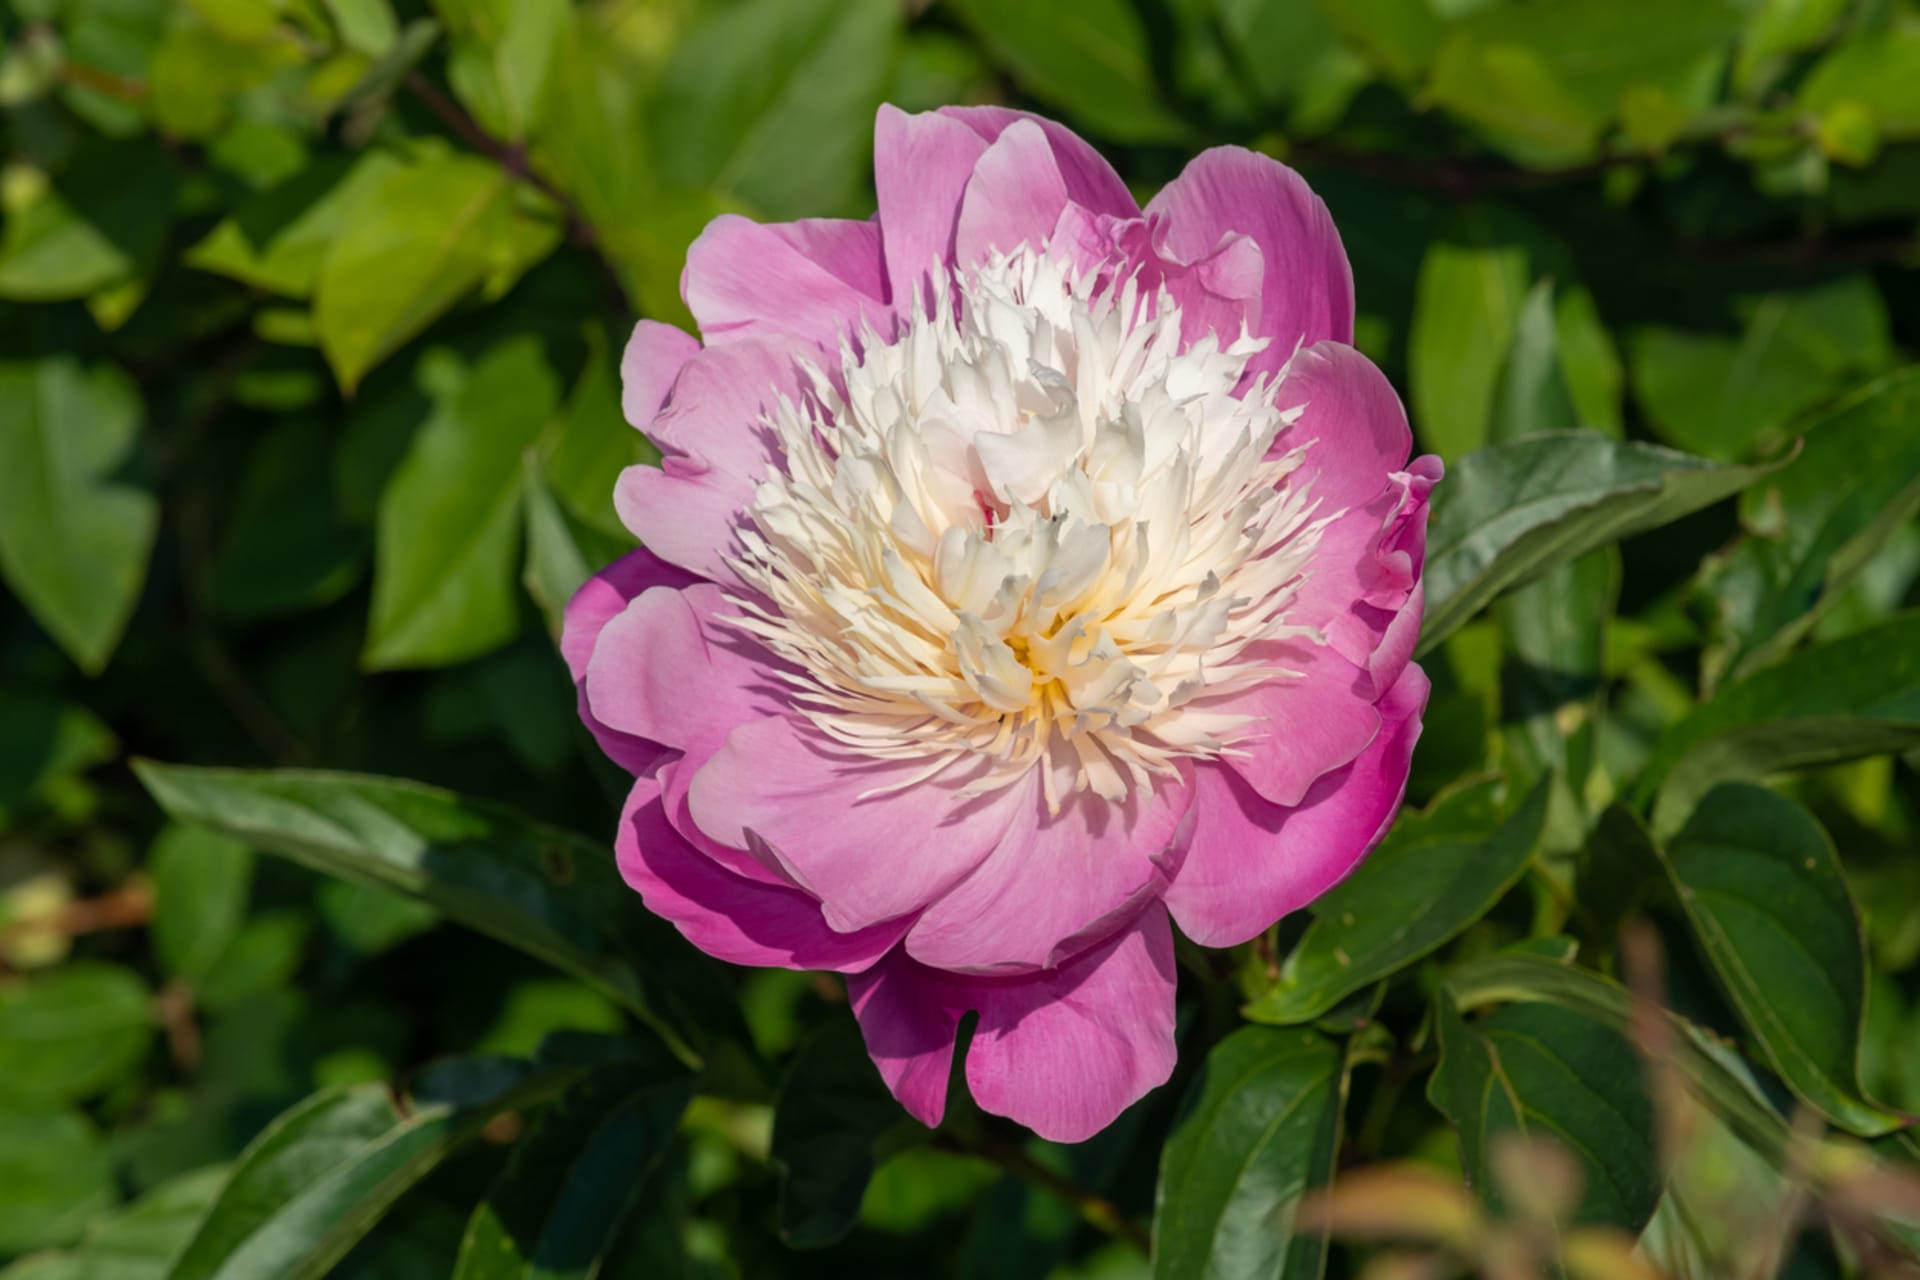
(1163, 663), (1430, 948)
(903, 769), (1193, 974)
(938, 105), (1138, 220)
(1218, 641), (1380, 808)
(617, 768), (907, 972)
(1281, 341), (1414, 513)
(874, 105), (991, 310)
(561, 549), (699, 775)
(955, 119), (1074, 265)
(621, 320), (699, 431)
(612, 336), (812, 586)
(685, 715), (1022, 932)
(848, 904), (1178, 1143)
(583, 583), (782, 764)
(682, 214), (888, 351)
(1146, 147), (1354, 365)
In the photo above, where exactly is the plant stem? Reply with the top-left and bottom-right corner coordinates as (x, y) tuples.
(935, 1128), (1153, 1254)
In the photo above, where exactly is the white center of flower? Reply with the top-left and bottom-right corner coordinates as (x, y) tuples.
(729, 248), (1335, 812)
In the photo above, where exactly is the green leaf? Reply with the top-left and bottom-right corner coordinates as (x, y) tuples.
(652, 0), (902, 218)
(0, 688), (117, 818)
(1429, 995), (1660, 1230)
(1800, 26), (1920, 137)
(1639, 611), (1920, 834)
(364, 339), (558, 671)
(440, 0), (572, 141)
(522, 460), (628, 641)
(539, 329), (656, 539)
(454, 1052), (692, 1280)
(1420, 432), (1778, 653)
(1428, 0), (1740, 165)
(0, 961), (153, 1104)
(313, 148), (560, 391)
(0, 143), (175, 301)
(1441, 953), (1791, 1164)
(74, 1165), (232, 1280)
(1309, 0), (1443, 83)
(170, 1062), (577, 1280)
(150, 823), (255, 989)
(132, 761), (714, 1067)
(1628, 276), (1893, 460)
(211, 421), (369, 622)
(186, 154), (403, 299)
(0, 358), (158, 674)
(769, 1018), (910, 1249)
(0, 1108), (114, 1255)
(1245, 778), (1547, 1025)
(948, 0), (1189, 144)
(1150, 1027), (1345, 1280)
(1702, 368), (1920, 682)
(1660, 784), (1906, 1135)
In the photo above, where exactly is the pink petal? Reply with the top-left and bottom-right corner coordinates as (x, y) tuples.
(685, 715), (1022, 933)
(1163, 663), (1430, 948)
(682, 213), (888, 352)
(874, 105), (990, 310)
(1216, 641), (1381, 808)
(1146, 148), (1354, 367)
(620, 320), (699, 432)
(955, 118), (1074, 265)
(618, 768), (909, 972)
(848, 904), (1178, 1143)
(613, 456), (751, 587)
(583, 583), (783, 765)
(903, 770), (1193, 974)
(939, 106), (1138, 221)
(561, 549), (699, 775)
(1281, 341), (1414, 513)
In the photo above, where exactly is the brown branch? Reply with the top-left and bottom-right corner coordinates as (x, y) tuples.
(0, 881), (153, 947)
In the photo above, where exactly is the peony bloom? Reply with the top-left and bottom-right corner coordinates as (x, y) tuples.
(564, 105), (1438, 1143)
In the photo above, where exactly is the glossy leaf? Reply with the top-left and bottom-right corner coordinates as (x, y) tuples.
(1245, 777), (1548, 1025)
(364, 339), (558, 671)
(454, 1052), (692, 1280)
(1420, 432), (1777, 652)
(0, 961), (153, 1104)
(1703, 367), (1920, 683)
(170, 1061), (576, 1280)
(1430, 995), (1660, 1230)
(0, 358), (157, 674)
(133, 761), (717, 1066)
(1640, 611), (1920, 834)
(1150, 1027), (1344, 1280)
(1662, 784), (1905, 1135)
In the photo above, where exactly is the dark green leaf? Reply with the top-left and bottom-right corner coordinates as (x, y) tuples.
(1245, 777), (1548, 1025)
(1429, 995), (1660, 1230)
(0, 142), (174, 301)
(1150, 1027), (1344, 1280)
(1420, 432), (1778, 653)
(455, 1051), (692, 1280)
(0, 961), (153, 1104)
(1640, 611), (1920, 834)
(170, 1062), (576, 1280)
(364, 339), (558, 671)
(74, 1165), (232, 1280)
(185, 155), (402, 299)
(769, 1018), (912, 1249)
(132, 761), (715, 1068)
(1661, 784), (1906, 1135)
(0, 358), (158, 674)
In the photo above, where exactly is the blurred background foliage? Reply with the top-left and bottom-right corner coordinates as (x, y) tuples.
(2, 0), (1920, 1275)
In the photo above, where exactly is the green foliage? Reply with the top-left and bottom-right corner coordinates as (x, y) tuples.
(4, 0), (1919, 1276)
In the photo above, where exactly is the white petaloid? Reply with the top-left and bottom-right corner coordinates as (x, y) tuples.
(727, 247), (1338, 814)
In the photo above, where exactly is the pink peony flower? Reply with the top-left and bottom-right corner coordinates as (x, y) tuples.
(564, 105), (1439, 1143)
